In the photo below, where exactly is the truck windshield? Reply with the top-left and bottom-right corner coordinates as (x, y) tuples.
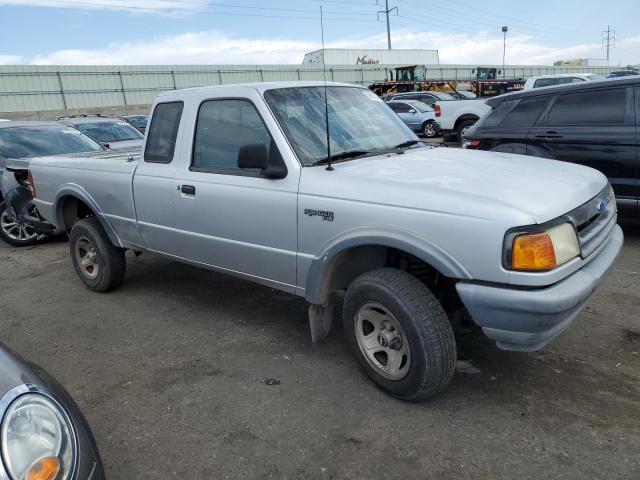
(0, 126), (103, 159)
(76, 121), (144, 143)
(264, 86), (418, 166)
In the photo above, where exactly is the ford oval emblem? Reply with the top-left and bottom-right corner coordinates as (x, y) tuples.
(597, 200), (606, 214)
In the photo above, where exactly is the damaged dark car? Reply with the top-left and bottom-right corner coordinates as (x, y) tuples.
(0, 121), (104, 246)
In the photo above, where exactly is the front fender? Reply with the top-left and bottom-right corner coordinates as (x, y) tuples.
(53, 184), (123, 248)
(304, 227), (471, 304)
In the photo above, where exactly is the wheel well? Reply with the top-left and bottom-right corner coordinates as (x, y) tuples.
(317, 245), (465, 319)
(59, 196), (95, 231)
(454, 115), (479, 131)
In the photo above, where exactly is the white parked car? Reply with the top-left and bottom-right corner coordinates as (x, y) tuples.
(523, 73), (605, 90)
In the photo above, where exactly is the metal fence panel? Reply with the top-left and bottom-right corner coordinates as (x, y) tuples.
(0, 64), (619, 114)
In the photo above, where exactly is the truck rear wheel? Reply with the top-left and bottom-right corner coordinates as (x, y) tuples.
(456, 119), (476, 145)
(343, 268), (456, 402)
(69, 217), (126, 292)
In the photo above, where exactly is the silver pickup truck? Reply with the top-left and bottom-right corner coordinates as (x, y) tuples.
(14, 82), (623, 401)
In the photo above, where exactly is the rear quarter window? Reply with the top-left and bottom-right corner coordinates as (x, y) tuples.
(144, 102), (184, 163)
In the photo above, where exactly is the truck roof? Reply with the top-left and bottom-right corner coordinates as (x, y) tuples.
(156, 81), (362, 98)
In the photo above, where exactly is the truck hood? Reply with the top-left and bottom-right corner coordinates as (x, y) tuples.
(302, 146), (607, 224)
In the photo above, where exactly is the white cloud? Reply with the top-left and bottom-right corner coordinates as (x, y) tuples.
(0, 0), (208, 14)
(4, 28), (638, 66)
(0, 54), (23, 64)
(29, 31), (318, 65)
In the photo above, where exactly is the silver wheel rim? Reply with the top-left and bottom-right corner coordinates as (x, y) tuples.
(354, 302), (411, 381)
(0, 208), (38, 242)
(460, 125), (471, 137)
(75, 236), (100, 280)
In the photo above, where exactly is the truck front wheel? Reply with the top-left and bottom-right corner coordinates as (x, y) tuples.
(343, 268), (456, 402)
(69, 217), (126, 292)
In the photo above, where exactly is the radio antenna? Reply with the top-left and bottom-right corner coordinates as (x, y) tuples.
(320, 6), (333, 171)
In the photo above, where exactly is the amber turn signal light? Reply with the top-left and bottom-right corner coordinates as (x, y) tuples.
(26, 456), (60, 480)
(511, 232), (557, 271)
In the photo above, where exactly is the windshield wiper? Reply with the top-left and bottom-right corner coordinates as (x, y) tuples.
(393, 139), (422, 149)
(314, 149), (372, 166)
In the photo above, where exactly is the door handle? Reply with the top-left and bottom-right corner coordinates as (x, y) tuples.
(180, 185), (196, 195)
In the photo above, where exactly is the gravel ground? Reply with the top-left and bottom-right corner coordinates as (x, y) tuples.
(0, 220), (638, 479)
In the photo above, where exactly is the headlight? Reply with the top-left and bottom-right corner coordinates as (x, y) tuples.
(511, 223), (580, 271)
(1, 394), (75, 480)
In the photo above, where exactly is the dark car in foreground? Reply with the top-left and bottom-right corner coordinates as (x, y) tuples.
(0, 121), (106, 246)
(58, 116), (144, 150)
(463, 76), (639, 216)
(0, 342), (104, 479)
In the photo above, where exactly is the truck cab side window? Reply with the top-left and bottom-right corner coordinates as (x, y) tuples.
(144, 102), (184, 163)
(192, 99), (272, 172)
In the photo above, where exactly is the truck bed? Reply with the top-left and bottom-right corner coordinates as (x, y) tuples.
(26, 149), (142, 247)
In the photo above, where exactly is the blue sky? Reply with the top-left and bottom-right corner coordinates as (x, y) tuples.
(0, 0), (638, 65)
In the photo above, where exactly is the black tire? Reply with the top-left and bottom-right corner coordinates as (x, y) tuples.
(456, 119), (476, 145)
(0, 201), (41, 247)
(69, 217), (126, 292)
(421, 121), (437, 138)
(343, 268), (456, 402)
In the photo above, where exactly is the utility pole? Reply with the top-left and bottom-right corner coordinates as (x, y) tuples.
(377, 0), (398, 50)
(602, 25), (615, 64)
(502, 26), (508, 79)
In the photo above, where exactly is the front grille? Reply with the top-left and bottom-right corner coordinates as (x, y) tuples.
(566, 185), (617, 258)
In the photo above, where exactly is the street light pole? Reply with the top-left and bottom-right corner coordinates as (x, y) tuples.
(502, 26), (508, 79)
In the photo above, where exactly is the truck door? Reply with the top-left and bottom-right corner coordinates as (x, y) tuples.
(527, 86), (638, 214)
(171, 94), (299, 292)
(133, 101), (186, 254)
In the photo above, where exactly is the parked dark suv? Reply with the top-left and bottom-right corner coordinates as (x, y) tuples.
(463, 76), (639, 215)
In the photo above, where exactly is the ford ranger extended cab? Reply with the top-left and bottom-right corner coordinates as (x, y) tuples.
(15, 82), (623, 401)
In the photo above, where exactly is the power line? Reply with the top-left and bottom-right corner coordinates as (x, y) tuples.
(33, 0), (380, 21)
(398, 0), (596, 41)
(442, 0), (596, 36)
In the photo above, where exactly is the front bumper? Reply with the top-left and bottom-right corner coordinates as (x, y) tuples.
(456, 225), (624, 352)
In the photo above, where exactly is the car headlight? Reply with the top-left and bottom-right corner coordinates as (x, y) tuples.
(1, 394), (75, 480)
(511, 223), (580, 271)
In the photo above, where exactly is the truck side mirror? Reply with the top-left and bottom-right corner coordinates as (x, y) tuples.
(238, 143), (269, 170)
(237, 143), (287, 179)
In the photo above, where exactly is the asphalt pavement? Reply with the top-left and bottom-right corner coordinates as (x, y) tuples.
(0, 221), (638, 479)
